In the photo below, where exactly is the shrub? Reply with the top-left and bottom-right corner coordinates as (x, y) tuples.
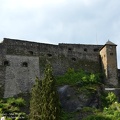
(60, 110), (74, 120)
(101, 92), (117, 108)
(56, 68), (101, 86)
(0, 97), (28, 119)
(83, 114), (111, 120)
(14, 98), (26, 106)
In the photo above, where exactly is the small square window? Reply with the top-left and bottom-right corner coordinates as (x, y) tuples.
(4, 61), (10, 66)
(22, 62), (28, 67)
(47, 53), (52, 57)
(84, 48), (87, 52)
(94, 48), (99, 52)
(110, 46), (113, 48)
(71, 57), (76, 61)
(28, 51), (33, 55)
(68, 48), (72, 51)
(110, 53), (113, 55)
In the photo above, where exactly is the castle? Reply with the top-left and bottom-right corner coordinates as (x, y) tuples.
(0, 38), (119, 98)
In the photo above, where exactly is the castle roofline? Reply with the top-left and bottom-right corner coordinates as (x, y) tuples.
(2, 38), (57, 46)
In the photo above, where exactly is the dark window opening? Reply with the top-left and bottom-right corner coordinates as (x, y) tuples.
(94, 48), (99, 52)
(22, 62), (28, 67)
(84, 48), (87, 52)
(110, 46), (113, 48)
(47, 53), (52, 57)
(68, 48), (72, 51)
(71, 57), (76, 61)
(4, 61), (10, 66)
(28, 51), (33, 55)
(110, 53), (113, 55)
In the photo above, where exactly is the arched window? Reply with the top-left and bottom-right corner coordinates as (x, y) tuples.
(71, 57), (76, 61)
(47, 53), (52, 57)
(68, 48), (72, 51)
(84, 48), (87, 52)
(4, 60), (10, 66)
(28, 51), (33, 55)
(22, 62), (28, 67)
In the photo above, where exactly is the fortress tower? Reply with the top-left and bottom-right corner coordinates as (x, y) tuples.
(100, 40), (118, 87)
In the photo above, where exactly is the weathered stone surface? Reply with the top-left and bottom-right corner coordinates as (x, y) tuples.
(0, 38), (119, 97)
(4, 55), (40, 98)
(58, 85), (100, 112)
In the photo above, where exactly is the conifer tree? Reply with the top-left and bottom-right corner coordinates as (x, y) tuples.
(30, 62), (60, 120)
(40, 62), (60, 120)
(29, 77), (42, 120)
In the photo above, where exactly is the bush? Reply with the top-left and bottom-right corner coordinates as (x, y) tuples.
(103, 102), (120, 120)
(14, 98), (26, 106)
(56, 68), (101, 86)
(101, 92), (117, 108)
(83, 114), (111, 120)
(0, 97), (28, 119)
(60, 110), (74, 120)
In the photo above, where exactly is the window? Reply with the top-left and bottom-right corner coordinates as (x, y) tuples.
(4, 61), (10, 66)
(110, 53), (113, 55)
(84, 48), (87, 52)
(110, 46), (113, 49)
(71, 57), (76, 61)
(68, 48), (72, 51)
(47, 53), (52, 57)
(28, 51), (33, 55)
(22, 62), (28, 67)
(94, 48), (99, 52)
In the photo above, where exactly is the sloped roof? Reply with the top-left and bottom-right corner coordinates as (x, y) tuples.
(99, 40), (117, 51)
(105, 40), (117, 46)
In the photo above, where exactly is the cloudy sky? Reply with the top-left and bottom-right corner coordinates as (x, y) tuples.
(0, 0), (120, 67)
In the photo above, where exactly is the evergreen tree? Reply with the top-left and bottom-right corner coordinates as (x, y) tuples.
(30, 63), (60, 120)
(29, 77), (42, 120)
(40, 63), (60, 120)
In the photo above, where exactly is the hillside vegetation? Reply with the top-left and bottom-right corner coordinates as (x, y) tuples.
(0, 67), (120, 120)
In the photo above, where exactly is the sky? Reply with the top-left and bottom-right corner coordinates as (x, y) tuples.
(0, 0), (120, 67)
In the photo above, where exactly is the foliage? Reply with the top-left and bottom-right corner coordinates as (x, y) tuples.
(83, 93), (120, 120)
(0, 97), (28, 120)
(103, 102), (120, 120)
(100, 92), (117, 108)
(29, 62), (60, 120)
(56, 68), (101, 86)
(82, 114), (111, 120)
(6, 97), (25, 107)
(105, 92), (117, 106)
(60, 110), (74, 120)
(87, 102), (120, 120)
(81, 107), (98, 113)
(29, 77), (42, 120)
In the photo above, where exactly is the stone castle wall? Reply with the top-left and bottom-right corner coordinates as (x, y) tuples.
(0, 38), (117, 98)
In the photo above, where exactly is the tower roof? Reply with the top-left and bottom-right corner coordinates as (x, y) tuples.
(105, 40), (117, 46)
(99, 40), (117, 51)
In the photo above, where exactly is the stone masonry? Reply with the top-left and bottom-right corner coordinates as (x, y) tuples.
(0, 38), (119, 98)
